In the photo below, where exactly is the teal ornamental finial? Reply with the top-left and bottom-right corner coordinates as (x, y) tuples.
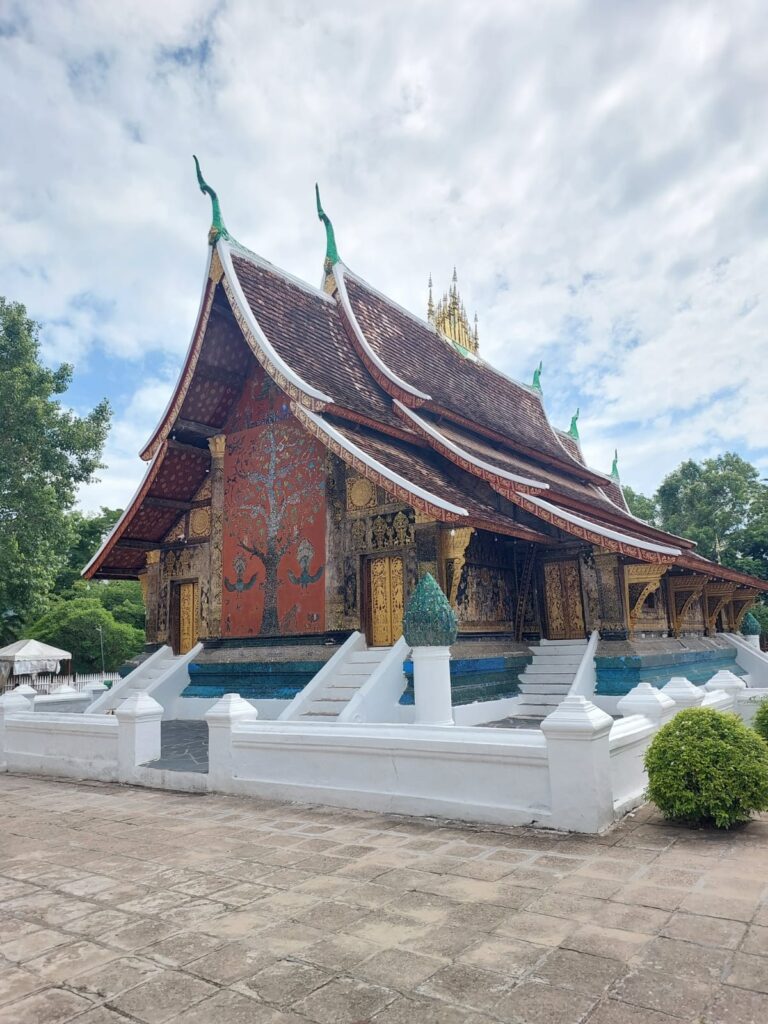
(568, 407), (580, 440)
(532, 361), (543, 393)
(403, 573), (458, 647)
(611, 448), (620, 482)
(315, 184), (340, 271)
(193, 155), (230, 245)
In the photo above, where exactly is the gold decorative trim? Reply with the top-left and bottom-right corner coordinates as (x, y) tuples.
(665, 573), (707, 637)
(209, 248), (224, 283)
(208, 434), (227, 459)
(146, 549), (161, 566)
(704, 581), (736, 635)
(623, 564), (667, 632)
(440, 527), (474, 608)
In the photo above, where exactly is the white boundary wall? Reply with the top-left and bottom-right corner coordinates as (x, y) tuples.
(2, 680), (768, 834)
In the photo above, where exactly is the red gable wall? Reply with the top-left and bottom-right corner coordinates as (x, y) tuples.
(221, 368), (326, 637)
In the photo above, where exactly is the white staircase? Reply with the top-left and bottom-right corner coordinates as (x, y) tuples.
(516, 638), (589, 720)
(300, 648), (390, 720)
(86, 643), (203, 718)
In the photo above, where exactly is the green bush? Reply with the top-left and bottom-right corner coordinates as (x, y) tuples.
(644, 707), (768, 828)
(753, 699), (768, 745)
(27, 598), (144, 673)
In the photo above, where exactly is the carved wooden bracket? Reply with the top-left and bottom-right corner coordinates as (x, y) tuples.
(666, 573), (707, 637)
(623, 564), (668, 632)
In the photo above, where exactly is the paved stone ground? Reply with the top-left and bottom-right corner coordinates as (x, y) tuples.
(145, 723), (209, 774)
(1, 776), (767, 1024)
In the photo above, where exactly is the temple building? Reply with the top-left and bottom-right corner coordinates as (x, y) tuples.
(85, 164), (766, 705)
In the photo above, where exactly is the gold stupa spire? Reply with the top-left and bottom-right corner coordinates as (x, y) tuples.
(428, 268), (478, 355)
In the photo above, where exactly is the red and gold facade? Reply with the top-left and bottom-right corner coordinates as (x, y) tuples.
(84, 220), (766, 652)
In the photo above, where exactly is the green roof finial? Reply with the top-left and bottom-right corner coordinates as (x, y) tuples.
(611, 448), (620, 482)
(193, 155), (230, 245)
(403, 573), (458, 647)
(568, 407), (580, 440)
(532, 361), (543, 393)
(315, 184), (340, 271)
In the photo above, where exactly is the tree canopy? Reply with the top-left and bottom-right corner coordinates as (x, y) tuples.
(29, 599), (143, 673)
(625, 453), (767, 582)
(0, 297), (110, 642)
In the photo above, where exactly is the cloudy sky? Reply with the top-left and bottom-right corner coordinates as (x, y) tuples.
(2, 0), (767, 511)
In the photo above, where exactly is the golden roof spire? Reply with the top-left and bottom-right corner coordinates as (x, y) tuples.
(431, 268), (478, 355)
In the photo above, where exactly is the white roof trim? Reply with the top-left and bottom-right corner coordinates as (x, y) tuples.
(300, 408), (468, 517)
(219, 240), (334, 405)
(82, 450), (163, 577)
(394, 401), (550, 491)
(527, 495), (681, 556)
(333, 263), (432, 402)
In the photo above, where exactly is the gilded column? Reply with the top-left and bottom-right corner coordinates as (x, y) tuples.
(592, 551), (628, 640)
(144, 550), (162, 644)
(207, 434), (226, 639)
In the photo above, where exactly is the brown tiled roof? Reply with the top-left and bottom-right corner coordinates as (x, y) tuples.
(232, 254), (404, 431)
(343, 272), (586, 469)
(324, 418), (549, 542)
(556, 431), (584, 464)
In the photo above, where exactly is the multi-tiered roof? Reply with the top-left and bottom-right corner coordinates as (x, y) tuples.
(84, 164), (766, 601)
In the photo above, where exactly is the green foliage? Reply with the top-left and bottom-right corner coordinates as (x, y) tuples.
(753, 699), (768, 746)
(26, 599), (143, 673)
(655, 453), (766, 578)
(53, 507), (122, 594)
(623, 486), (659, 525)
(749, 603), (768, 639)
(741, 612), (761, 636)
(0, 297), (110, 643)
(65, 579), (145, 631)
(644, 707), (768, 828)
(403, 573), (458, 647)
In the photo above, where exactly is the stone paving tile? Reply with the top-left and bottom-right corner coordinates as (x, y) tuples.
(1, 775), (768, 1024)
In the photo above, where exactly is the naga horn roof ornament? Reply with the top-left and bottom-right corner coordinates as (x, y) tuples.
(193, 155), (231, 245)
(568, 407), (580, 440)
(315, 184), (340, 271)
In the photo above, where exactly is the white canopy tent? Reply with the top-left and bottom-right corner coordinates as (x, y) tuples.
(0, 639), (72, 683)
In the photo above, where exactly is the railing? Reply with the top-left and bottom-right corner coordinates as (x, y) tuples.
(1, 672), (120, 695)
(567, 630), (600, 698)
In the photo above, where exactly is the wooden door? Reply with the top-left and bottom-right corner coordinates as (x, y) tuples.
(543, 560), (585, 640)
(177, 581), (199, 655)
(366, 555), (404, 647)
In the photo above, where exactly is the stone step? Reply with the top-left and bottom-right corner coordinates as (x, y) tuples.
(539, 638), (588, 646)
(519, 672), (577, 685)
(525, 663), (579, 675)
(305, 699), (349, 714)
(518, 691), (568, 704)
(333, 670), (370, 683)
(512, 707), (551, 719)
(518, 681), (571, 694)
(531, 652), (584, 661)
(347, 651), (388, 664)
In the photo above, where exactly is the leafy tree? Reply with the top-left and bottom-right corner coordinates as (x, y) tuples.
(0, 298), (110, 643)
(53, 507), (122, 594)
(655, 453), (767, 579)
(623, 486), (659, 525)
(71, 579), (145, 631)
(27, 599), (143, 673)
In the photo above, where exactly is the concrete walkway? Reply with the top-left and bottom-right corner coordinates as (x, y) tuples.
(0, 776), (767, 1023)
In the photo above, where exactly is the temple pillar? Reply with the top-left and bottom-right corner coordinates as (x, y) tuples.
(439, 526), (474, 610)
(144, 550), (162, 644)
(414, 513), (440, 587)
(207, 434), (226, 639)
(592, 551), (628, 640)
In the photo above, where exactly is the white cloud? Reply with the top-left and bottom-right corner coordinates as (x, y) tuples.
(1, 0), (767, 510)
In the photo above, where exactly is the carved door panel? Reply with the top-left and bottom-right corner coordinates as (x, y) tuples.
(543, 560), (585, 640)
(177, 581), (199, 655)
(366, 555), (404, 647)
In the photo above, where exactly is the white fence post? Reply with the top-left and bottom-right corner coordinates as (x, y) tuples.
(704, 671), (746, 707)
(541, 696), (615, 832)
(411, 646), (454, 726)
(0, 691), (34, 767)
(661, 677), (705, 710)
(205, 693), (258, 791)
(617, 682), (675, 725)
(116, 692), (162, 781)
